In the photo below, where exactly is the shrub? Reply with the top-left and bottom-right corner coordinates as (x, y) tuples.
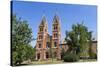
(90, 53), (97, 59)
(63, 53), (79, 62)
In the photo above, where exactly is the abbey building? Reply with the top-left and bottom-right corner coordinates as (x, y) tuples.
(35, 14), (97, 61)
(36, 14), (61, 60)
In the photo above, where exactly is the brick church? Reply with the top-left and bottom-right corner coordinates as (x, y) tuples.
(35, 14), (97, 61)
(35, 14), (62, 60)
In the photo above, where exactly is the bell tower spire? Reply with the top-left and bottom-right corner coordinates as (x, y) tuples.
(36, 13), (48, 60)
(52, 11), (61, 60)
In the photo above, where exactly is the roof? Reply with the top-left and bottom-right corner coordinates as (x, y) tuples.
(39, 16), (47, 26)
(92, 40), (97, 43)
(53, 14), (60, 24)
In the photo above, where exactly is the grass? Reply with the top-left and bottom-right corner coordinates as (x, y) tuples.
(31, 59), (96, 65)
(79, 59), (97, 62)
(20, 58), (97, 66)
(31, 59), (63, 65)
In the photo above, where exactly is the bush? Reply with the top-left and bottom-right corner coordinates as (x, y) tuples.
(90, 53), (97, 59)
(63, 53), (79, 62)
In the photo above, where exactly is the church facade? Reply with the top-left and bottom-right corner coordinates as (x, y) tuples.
(35, 14), (97, 61)
(35, 14), (61, 60)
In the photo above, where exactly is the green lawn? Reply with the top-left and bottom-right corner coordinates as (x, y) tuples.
(31, 59), (63, 65)
(21, 59), (97, 65)
(31, 59), (96, 65)
(79, 59), (97, 62)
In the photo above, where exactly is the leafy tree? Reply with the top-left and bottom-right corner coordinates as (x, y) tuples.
(25, 45), (36, 61)
(65, 22), (92, 58)
(11, 14), (34, 65)
(63, 52), (79, 62)
(61, 48), (66, 60)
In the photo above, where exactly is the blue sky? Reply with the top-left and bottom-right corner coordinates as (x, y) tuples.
(12, 1), (97, 47)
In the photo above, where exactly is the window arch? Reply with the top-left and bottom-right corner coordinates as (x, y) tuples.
(54, 52), (57, 57)
(40, 27), (43, 32)
(46, 42), (50, 48)
(37, 53), (40, 59)
(38, 35), (43, 39)
(54, 42), (57, 47)
(54, 33), (58, 38)
(39, 44), (42, 48)
(46, 52), (49, 58)
(54, 25), (58, 30)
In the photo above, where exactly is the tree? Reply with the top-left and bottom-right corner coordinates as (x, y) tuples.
(61, 48), (66, 60)
(65, 22), (92, 58)
(11, 14), (34, 65)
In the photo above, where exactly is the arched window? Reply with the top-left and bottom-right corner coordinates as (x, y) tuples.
(40, 28), (43, 32)
(46, 42), (50, 48)
(46, 52), (49, 58)
(37, 53), (40, 59)
(54, 33), (58, 38)
(54, 26), (57, 30)
(39, 35), (42, 39)
(45, 29), (47, 32)
(54, 42), (57, 47)
(39, 44), (42, 48)
(54, 52), (56, 57)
